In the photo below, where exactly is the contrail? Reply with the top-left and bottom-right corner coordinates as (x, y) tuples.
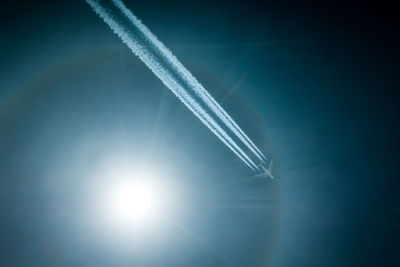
(86, 0), (263, 170)
(86, 0), (258, 170)
(109, 0), (267, 162)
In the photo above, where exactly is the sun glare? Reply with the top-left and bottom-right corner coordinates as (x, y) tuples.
(109, 179), (158, 223)
(100, 167), (166, 228)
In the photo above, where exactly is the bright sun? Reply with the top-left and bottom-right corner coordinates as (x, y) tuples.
(109, 179), (158, 223)
(101, 168), (165, 228)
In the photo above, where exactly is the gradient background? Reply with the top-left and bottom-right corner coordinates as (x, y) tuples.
(1, 1), (399, 266)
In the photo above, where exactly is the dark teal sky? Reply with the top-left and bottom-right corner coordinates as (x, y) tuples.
(1, 1), (399, 266)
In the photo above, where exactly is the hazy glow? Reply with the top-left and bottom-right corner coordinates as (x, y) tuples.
(100, 166), (167, 229)
(107, 179), (159, 223)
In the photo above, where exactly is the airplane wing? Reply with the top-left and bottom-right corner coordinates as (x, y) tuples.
(269, 161), (273, 171)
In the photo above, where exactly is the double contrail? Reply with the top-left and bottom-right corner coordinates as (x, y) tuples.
(86, 0), (267, 171)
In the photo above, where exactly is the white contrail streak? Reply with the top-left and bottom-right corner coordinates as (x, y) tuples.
(110, 0), (267, 163)
(86, 0), (263, 170)
(86, 0), (257, 170)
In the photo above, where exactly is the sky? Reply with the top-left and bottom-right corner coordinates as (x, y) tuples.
(0, 0), (399, 266)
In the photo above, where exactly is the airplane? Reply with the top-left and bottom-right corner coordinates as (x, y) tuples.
(255, 161), (274, 179)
